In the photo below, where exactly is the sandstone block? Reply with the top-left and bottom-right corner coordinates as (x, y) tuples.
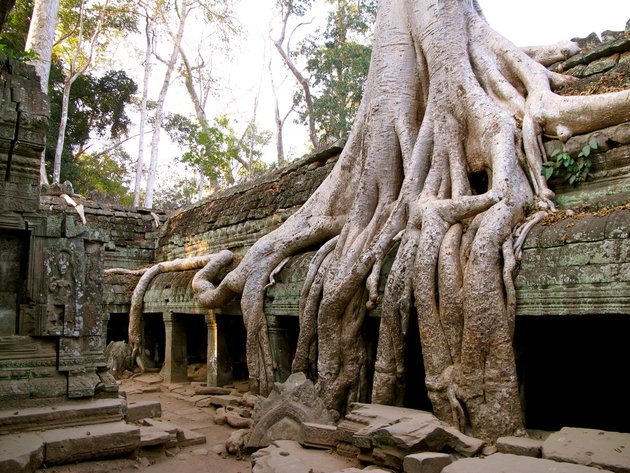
(496, 436), (542, 457)
(126, 400), (162, 422)
(226, 411), (254, 429)
(302, 422), (338, 449)
(0, 433), (44, 473)
(39, 421), (140, 465)
(177, 428), (206, 447)
(194, 385), (232, 395)
(542, 427), (630, 473)
(442, 453), (610, 473)
(139, 426), (171, 447)
(403, 452), (453, 473)
(251, 440), (353, 473)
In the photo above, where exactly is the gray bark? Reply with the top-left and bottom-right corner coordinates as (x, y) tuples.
(193, 0), (630, 441)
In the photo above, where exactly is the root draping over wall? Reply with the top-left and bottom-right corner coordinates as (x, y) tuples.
(189, 1), (630, 441)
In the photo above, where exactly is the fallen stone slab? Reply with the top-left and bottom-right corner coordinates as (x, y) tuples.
(194, 386), (232, 395)
(204, 395), (242, 408)
(133, 374), (163, 385)
(496, 436), (542, 458)
(138, 418), (178, 447)
(403, 452), (453, 473)
(442, 453), (611, 473)
(226, 411), (254, 429)
(0, 433), (44, 473)
(345, 404), (484, 470)
(301, 422), (338, 449)
(542, 427), (630, 473)
(177, 428), (206, 447)
(0, 398), (125, 434)
(333, 468), (393, 473)
(139, 425), (171, 448)
(251, 440), (356, 473)
(39, 421), (140, 465)
(248, 373), (334, 449)
(126, 400), (161, 422)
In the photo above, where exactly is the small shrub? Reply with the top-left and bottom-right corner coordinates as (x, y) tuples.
(542, 139), (598, 186)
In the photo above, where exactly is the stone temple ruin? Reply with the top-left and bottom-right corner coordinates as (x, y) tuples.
(1, 21), (630, 473)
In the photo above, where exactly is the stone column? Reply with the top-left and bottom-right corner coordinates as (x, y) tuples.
(205, 311), (218, 387)
(161, 311), (188, 383)
(267, 315), (292, 383)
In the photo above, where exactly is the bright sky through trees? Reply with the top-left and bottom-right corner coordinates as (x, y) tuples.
(114, 0), (629, 200)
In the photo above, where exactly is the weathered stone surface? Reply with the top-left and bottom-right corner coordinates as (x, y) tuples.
(496, 436), (542, 457)
(0, 398), (125, 434)
(442, 453), (611, 473)
(126, 400), (162, 422)
(139, 425), (171, 447)
(204, 394), (242, 408)
(248, 373), (334, 449)
(194, 385), (232, 395)
(542, 427), (630, 473)
(226, 429), (250, 455)
(39, 421), (140, 465)
(403, 452), (453, 473)
(214, 407), (228, 425)
(177, 427), (206, 447)
(251, 440), (356, 473)
(302, 422), (338, 449)
(226, 410), (254, 429)
(344, 404), (483, 470)
(0, 433), (44, 473)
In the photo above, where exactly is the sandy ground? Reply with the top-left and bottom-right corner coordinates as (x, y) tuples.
(35, 378), (252, 473)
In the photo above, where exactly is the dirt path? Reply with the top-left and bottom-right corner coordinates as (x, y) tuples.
(36, 378), (252, 473)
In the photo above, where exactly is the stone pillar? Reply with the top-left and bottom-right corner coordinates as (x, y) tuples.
(161, 312), (188, 383)
(267, 315), (292, 383)
(205, 311), (218, 387)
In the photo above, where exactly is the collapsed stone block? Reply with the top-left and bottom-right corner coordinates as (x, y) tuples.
(496, 436), (542, 457)
(542, 427), (630, 473)
(403, 452), (453, 473)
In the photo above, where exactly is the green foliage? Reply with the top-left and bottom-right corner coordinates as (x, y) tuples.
(542, 140), (598, 186)
(0, 35), (37, 60)
(45, 64), (138, 185)
(164, 113), (271, 190)
(294, 0), (376, 143)
(0, 0), (34, 60)
(72, 149), (133, 199)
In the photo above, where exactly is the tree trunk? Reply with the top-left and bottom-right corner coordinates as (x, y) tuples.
(52, 78), (74, 183)
(144, 0), (189, 208)
(25, 0), (61, 185)
(25, 0), (60, 93)
(194, 0), (630, 441)
(134, 14), (154, 207)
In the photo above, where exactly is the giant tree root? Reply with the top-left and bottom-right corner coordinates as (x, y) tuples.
(193, 0), (630, 441)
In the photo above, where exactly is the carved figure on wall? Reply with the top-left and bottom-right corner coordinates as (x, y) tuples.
(46, 250), (76, 336)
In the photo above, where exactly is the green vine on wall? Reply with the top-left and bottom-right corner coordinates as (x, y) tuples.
(542, 139), (598, 186)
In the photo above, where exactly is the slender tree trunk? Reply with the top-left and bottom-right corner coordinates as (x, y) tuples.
(272, 4), (319, 149)
(52, 78), (75, 183)
(134, 14), (154, 207)
(25, 0), (61, 185)
(144, 0), (189, 208)
(25, 0), (60, 93)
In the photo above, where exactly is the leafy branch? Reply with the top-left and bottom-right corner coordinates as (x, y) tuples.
(542, 139), (598, 186)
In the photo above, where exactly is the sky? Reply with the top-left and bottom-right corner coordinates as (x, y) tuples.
(116, 0), (630, 196)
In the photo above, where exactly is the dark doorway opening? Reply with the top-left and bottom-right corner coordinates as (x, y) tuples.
(106, 313), (129, 343)
(144, 313), (165, 367)
(217, 314), (248, 383)
(515, 314), (630, 433)
(404, 312), (432, 411)
(184, 314), (207, 381)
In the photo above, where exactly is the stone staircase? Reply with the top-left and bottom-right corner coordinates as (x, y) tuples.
(0, 397), (205, 473)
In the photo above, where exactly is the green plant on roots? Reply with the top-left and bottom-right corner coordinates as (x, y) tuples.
(542, 139), (598, 186)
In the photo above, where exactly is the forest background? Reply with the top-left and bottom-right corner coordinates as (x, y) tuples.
(1, 0), (628, 209)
